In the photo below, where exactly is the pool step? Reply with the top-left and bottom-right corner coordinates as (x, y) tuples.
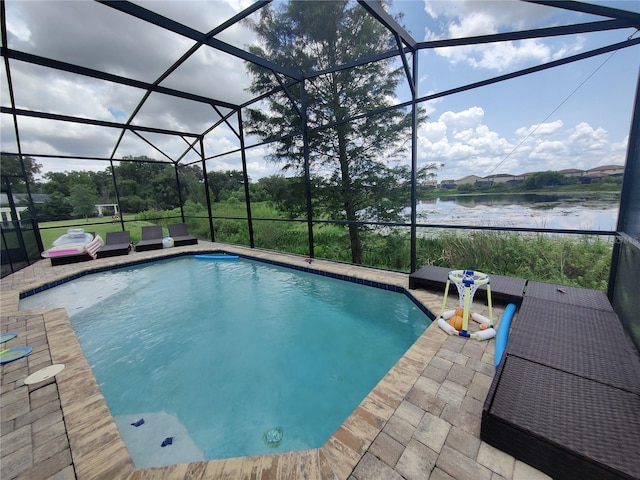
(114, 411), (204, 468)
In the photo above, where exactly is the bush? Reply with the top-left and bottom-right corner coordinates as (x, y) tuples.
(415, 231), (611, 290)
(119, 195), (148, 213)
(135, 202), (612, 290)
(40, 193), (73, 221)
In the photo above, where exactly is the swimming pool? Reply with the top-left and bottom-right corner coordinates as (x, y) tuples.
(20, 256), (431, 468)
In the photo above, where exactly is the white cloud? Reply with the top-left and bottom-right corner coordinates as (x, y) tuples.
(516, 120), (564, 138)
(2, 0), (262, 172)
(439, 106), (484, 129)
(529, 140), (567, 161)
(417, 106), (515, 177)
(420, 120), (447, 141)
(416, 105), (626, 180)
(11, 64), (127, 122)
(4, 5), (30, 42)
(423, 0), (584, 71)
(551, 36), (587, 61)
(568, 122), (608, 150)
(424, 0), (552, 30)
(2, 0), (633, 183)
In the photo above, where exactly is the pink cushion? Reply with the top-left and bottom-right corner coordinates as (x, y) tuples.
(85, 235), (104, 259)
(46, 247), (84, 257)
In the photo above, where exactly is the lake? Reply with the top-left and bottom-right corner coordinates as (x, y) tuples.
(415, 193), (619, 231)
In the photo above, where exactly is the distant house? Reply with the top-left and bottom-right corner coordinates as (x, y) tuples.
(420, 179), (438, 189)
(0, 193), (50, 205)
(456, 175), (483, 185)
(558, 168), (585, 178)
(434, 164), (624, 190)
(512, 173), (528, 182)
(586, 165), (624, 178)
(485, 173), (519, 184)
(0, 193), (49, 223)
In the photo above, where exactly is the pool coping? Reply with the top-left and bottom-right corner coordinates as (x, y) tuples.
(4, 243), (450, 479)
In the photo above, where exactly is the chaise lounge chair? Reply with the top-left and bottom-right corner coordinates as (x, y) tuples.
(45, 230), (100, 266)
(96, 231), (131, 258)
(168, 223), (198, 247)
(135, 225), (164, 252)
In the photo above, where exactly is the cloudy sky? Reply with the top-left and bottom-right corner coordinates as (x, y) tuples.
(1, 0), (638, 182)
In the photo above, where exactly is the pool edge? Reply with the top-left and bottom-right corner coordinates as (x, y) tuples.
(7, 243), (449, 479)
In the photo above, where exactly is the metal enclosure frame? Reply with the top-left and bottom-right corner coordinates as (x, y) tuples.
(1, 1), (639, 344)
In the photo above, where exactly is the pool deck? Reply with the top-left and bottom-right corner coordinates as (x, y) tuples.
(0, 242), (551, 480)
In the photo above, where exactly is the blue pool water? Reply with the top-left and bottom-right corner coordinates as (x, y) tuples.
(20, 257), (430, 467)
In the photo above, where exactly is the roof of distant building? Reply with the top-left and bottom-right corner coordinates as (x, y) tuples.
(455, 175), (482, 182)
(486, 173), (515, 178)
(587, 164), (624, 172)
(0, 193), (49, 205)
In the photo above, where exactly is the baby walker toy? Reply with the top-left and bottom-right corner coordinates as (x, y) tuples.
(437, 270), (496, 341)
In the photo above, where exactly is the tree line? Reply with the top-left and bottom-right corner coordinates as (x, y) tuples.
(1, 153), (320, 221)
(3, 1), (438, 264)
(428, 170), (622, 196)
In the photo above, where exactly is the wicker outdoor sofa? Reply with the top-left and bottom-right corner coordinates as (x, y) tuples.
(168, 222), (198, 247)
(482, 282), (640, 479)
(408, 265), (527, 304)
(409, 267), (640, 479)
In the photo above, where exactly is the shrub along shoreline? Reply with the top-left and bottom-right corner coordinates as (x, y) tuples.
(38, 201), (613, 291)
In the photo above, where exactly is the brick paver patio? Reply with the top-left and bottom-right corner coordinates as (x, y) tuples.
(1, 242), (550, 479)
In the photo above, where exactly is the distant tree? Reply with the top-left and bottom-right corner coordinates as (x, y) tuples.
(69, 182), (99, 221)
(207, 170), (246, 202)
(149, 167), (181, 210)
(115, 157), (166, 201)
(42, 172), (72, 196)
(245, 1), (433, 263)
(34, 158), (220, 216)
(522, 171), (572, 190)
(456, 183), (474, 193)
(89, 169), (114, 202)
(258, 175), (308, 219)
(117, 156), (167, 184)
(247, 179), (269, 202)
(0, 154), (42, 192)
(41, 193), (74, 221)
(42, 169), (112, 201)
(593, 176), (622, 186)
(119, 195), (148, 213)
(117, 179), (139, 197)
(114, 158), (172, 210)
(256, 175), (288, 203)
(177, 164), (205, 206)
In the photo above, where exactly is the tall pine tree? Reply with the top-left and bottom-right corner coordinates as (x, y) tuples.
(245, 1), (432, 264)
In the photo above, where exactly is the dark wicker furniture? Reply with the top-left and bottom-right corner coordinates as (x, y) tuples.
(168, 223), (198, 247)
(48, 232), (96, 266)
(482, 284), (640, 480)
(96, 231), (131, 258)
(408, 265), (527, 304)
(135, 225), (164, 252)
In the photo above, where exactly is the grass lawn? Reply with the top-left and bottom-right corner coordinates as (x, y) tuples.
(39, 215), (162, 247)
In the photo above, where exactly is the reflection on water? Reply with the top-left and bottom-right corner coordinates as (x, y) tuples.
(416, 193), (619, 230)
